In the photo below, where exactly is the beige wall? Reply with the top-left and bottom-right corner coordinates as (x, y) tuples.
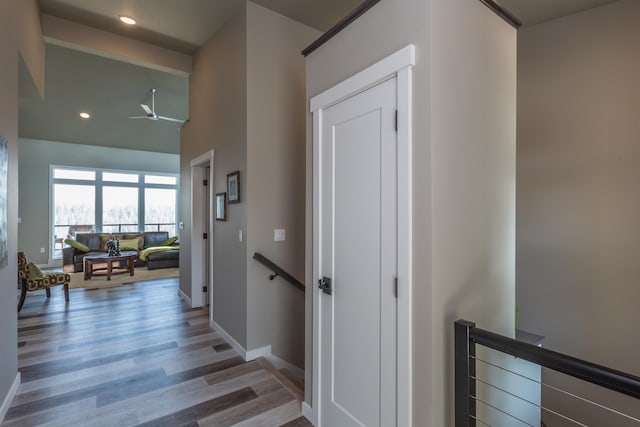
(180, 4), (248, 346)
(517, 0), (640, 423)
(245, 2), (319, 366)
(0, 0), (19, 415)
(305, 0), (516, 424)
(18, 0), (44, 98)
(431, 0), (517, 424)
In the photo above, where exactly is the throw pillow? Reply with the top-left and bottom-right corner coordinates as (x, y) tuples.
(124, 233), (145, 250)
(27, 262), (44, 279)
(100, 234), (123, 251)
(159, 236), (178, 246)
(119, 238), (140, 251)
(64, 238), (90, 253)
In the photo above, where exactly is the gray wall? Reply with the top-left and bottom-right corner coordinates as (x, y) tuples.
(180, 3), (248, 346)
(246, 2), (319, 367)
(0, 0), (19, 416)
(181, 1), (317, 364)
(1, 0), (44, 417)
(305, 0), (517, 424)
(18, 138), (179, 265)
(517, 0), (640, 423)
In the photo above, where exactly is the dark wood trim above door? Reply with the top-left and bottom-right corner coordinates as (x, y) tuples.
(477, 0), (522, 28)
(301, 0), (381, 57)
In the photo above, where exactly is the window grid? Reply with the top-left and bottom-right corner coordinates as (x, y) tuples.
(51, 166), (179, 258)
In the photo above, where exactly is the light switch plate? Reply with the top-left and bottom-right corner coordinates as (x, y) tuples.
(274, 229), (285, 241)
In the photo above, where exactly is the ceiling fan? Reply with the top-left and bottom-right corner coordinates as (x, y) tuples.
(128, 88), (185, 124)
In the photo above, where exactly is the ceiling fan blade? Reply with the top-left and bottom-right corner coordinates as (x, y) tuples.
(141, 104), (153, 114)
(157, 115), (185, 124)
(128, 116), (149, 119)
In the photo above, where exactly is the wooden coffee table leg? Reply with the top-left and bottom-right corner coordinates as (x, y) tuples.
(84, 259), (90, 280)
(129, 258), (134, 276)
(107, 260), (112, 280)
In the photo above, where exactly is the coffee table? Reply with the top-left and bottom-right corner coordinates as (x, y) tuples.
(83, 252), (137, 280)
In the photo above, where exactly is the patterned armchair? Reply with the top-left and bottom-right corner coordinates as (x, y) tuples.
(17, 252), (70, 312)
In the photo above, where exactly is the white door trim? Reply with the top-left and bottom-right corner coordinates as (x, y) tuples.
(190, 150), (214, 316)
(310, 44), (414, 427)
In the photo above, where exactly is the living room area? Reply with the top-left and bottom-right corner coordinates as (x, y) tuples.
(17, 43), (185, 291)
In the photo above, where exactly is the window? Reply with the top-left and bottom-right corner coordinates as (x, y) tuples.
(145, 188), (177, 236)
(51, 167), (179, 258)
(103, 186), (139, 233)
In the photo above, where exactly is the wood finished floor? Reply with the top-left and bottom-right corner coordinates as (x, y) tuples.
(6, 277), (312, 427)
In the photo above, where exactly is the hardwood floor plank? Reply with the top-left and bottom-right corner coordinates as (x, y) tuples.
(7, 278), (306, 427)
(279, 416), (315, 427)
(137, 387), (258, 427)
(232, 400), (302, 427)
(197, 388), (295, 426)
(20, 342), (178, 382)
(1, 397), (97, 427)
(5, 369), (165, 420)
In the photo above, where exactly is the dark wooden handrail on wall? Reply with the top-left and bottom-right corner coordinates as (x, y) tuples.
(253, 252), (305, 292)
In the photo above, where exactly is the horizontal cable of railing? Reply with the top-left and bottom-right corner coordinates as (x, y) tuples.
(469, 323), (640, 400)
(455, 319), (640, 427)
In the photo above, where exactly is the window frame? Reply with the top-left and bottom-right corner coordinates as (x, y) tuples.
(50, 165), (179, 258)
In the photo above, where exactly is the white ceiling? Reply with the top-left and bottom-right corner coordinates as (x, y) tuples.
(22, 0), (623, 155)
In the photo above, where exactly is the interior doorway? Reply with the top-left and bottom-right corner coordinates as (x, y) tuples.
(189, 150), (214, 321)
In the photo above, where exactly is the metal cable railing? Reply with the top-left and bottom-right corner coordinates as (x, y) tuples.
(455, 320), (640, 426)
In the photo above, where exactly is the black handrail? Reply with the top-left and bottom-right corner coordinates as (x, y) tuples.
(253, 252), (305, 293)
(455, 320), (640, 426)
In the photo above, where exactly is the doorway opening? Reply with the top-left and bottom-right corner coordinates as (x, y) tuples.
(189, 150), (214, 322)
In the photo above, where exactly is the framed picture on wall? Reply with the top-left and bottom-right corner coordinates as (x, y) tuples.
(216, 192), (226, 221)
(227, 171), (240, 204)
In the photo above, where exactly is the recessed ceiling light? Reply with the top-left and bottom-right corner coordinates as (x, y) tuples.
(119, 15), (136, 25)
(79, 112), (91, 119)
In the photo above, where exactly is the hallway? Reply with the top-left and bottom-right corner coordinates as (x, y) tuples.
(5, 277), (309, 426)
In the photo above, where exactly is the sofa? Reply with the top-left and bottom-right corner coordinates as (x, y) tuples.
(63, 231), (179, 272)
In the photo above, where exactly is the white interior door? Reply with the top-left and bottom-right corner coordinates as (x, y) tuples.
(318, 76), (398, 427)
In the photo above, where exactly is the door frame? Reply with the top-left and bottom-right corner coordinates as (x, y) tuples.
(310, 44), (415, 426)
(190, 150), (214, 318)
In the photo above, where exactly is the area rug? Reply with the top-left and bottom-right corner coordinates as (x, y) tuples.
(69, 267), (179, 290)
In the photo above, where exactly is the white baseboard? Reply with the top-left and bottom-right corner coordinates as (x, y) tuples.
(0, 372), (20, 423)
(211, 320), (250, 360)
(264, 353), (304, 380)
(245, 345), (271, 361)
(302, 402), (316, 425)
(210, 320), (282, 364)
(178, 289), (192, 306)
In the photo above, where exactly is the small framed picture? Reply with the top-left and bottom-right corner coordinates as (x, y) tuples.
(215, 192), (226, 221)
(227, 171), (240, 204)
